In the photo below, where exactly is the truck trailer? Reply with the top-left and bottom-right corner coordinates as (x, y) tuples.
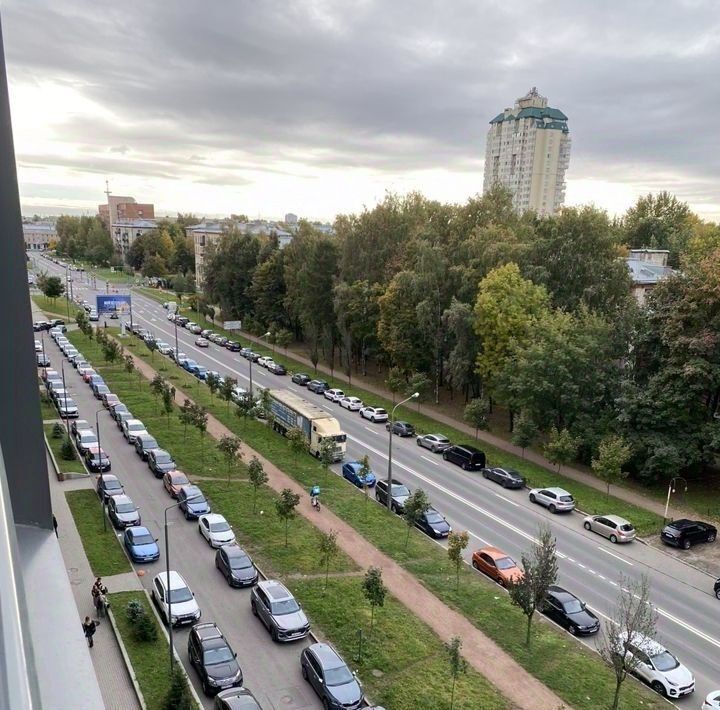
(268, 389), (346, 461)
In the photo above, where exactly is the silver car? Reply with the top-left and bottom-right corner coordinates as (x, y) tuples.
(528, 487), (575, 513)
(583, 515), (636, 543)
(250, 580), (310, 642)
(416, 433), (451, 453)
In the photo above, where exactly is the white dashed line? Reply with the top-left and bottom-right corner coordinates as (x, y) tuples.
(420, 455), (439, 466)
(493, 492), (520, 508)
(597, 546), (633, 566)
(363, 427), (383, 436)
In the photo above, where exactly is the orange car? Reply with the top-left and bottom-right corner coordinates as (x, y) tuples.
(471, 546), (524, 587)
(163, 470), (190, 498)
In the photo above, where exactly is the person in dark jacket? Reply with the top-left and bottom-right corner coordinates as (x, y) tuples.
(82, 616), (97, 648)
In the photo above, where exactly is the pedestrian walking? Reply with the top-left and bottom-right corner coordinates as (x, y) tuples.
(82, 617), (97, 648)
(52, 514), (58, 538)
(94, 592), (109, 618)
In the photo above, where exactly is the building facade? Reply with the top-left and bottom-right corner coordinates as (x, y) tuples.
(111, 218), (157, 258)
(22, 222), (56, 250)
(99, 195), (156, 258)
(483, 87), (571, 216)
(626, 249), (674, 306)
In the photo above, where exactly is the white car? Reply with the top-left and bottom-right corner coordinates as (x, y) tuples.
(57, 398), (79, 418)
(257, 356), (273, 368)
(34, 340), (42, 352)
(195, 337), (209, 348)
(198, 514), (236, 548)
(231, 385), (249, 403)
(122, 419), (148, 444)
(151, 571), (201, 627)
(620, 632), (694, 699)
(528, 487), (575, 514)
(324, 388), (345, 403)
(583, 514), (636, 543)
(156, 342), (173, 355)
(339, 396), (363, 411)
(359, 406), (389, 423)
(702, 690), (720, 709)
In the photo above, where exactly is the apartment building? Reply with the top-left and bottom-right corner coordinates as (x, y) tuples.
(22, 222), (56, 251)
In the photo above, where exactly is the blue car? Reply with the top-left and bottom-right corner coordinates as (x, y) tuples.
(341, 461), (377, 489)
(183, 359), (199, 373)
(194, 365), (208, 380)
(123, 526), (160, 562)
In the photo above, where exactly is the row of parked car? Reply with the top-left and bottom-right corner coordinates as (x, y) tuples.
(42, 328), (366, 710)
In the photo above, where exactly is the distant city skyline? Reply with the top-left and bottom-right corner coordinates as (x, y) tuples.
(4, 1), (719, 222)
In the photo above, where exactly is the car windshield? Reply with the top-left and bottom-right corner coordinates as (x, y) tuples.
(204, 645), (235, 665)
(333, 434), (347, 443)
(132, 533), (154, 545)
(106, 480), (122, 490)
(62, 399), (76, 407)
(172, 474), (189, 485)
(562, 599), (583, 614)
(189, 494), (207, 505)
(168, 587), (193, 603)
(651, 651), (679, 672)
(425, 511), (444, 524)
(325, 664), (354, 687)
(496, 557), (516, 570)
(156, 453), (173, 464)
(391, 485), (410, 497)
(96, 386), (109, 393)
(80, 433), (97, 442)
(230, 555), (252, 570)
(210, 521), (231, 532)
(116, 502), (136, 513)
(143, 439), (158, 449)
(271, 598), (300, 615)
(128, 423), (144, 431)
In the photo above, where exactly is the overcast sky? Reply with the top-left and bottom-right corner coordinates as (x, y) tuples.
(3, 0), (719, 221)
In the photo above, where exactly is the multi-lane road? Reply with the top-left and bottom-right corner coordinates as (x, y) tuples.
(35, 253), (720, 705)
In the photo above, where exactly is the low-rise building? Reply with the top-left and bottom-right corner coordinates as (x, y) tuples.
(111, 218), (157, 258)
(22, 222), (56, 251)
(626, 249), (674, 305)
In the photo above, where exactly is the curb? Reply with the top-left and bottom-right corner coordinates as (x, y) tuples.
(637, 536), (720, 581)
(44, 432), (65, 482)
(107, 608), (148, 710)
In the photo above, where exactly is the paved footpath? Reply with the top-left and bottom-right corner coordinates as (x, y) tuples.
(49, 457), (142, 710)
(127, 345), (568, 709)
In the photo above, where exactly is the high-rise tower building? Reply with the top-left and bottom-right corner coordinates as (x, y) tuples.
(483, 87), (571, 216)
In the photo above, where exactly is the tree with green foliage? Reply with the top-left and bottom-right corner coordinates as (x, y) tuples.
(385, 366), (406, 404)
(150, 374), (166, 413)
(274, 328), (292, 354)
(145, 337), (158, 361)
(192, 405), (209, 464)
(318, 530), (339, 593)
(123, 353), (136, 383)
(358, 455), (372, 512)
(102, 339), (122, 366)
(592, 434), (632, 498)
(361, 566), (387, 633)
(234, 392), (255, 419)
(51, 422), (64, 439)
(219, 376), (237, 412)
(247, 456), (268, 513)
(206, 372), (220, 400)
(161, 383), (175, 426)
(274, 488), (300, 547)
(259, 387), (272, 421)
(402, 488), (430, 550)
(318, 437), (336, 481)
(162, 663), (195, 710)
(507, 525), (558, 646)
(447, 531), (469, 591)
(178, 399), (194, 437)
(543, 427), (578, 474)
(463, 398), (490, 439)
(443, 298), (481, 402)
(40, 275), (65, 302)
(286, 427), (308, 455)
(60, 436), (75, 461)
(511, 411), (536, 458)
(445, 636), (467, 710)
(217, 434), (242, 484)
(406, 371), (430, 410)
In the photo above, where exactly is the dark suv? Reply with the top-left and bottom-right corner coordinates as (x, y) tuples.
(442, 444), (486, 471)
(481, 467), (525, 489)
(307, 380), (329, 394)
(301, 642), (363, 710)
(187, 623), (243, 696)
(385, 421), (415, 437)
(374, 479), (411, 513)
(661, 519), (717, 549)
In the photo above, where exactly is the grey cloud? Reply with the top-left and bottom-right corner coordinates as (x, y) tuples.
(3, 0), (720, 213)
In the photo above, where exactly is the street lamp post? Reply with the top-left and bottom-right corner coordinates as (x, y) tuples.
(663, 476), (688, 524)
(64, 265), (70, 322)
(386, 392), (419, 510)
(174, 316), (179, 361)
(60, 360), (70, 437)
(164, 494), (202, 673)
(249, 331), (271, 398)
(95, 408), (107, 531)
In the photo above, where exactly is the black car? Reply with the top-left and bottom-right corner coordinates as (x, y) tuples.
(481, 467), (525, 489)
(415, 507), (452, 538)
(134, 432), (159, 460)
(374, 479), (411, 513)
(96, 474), (124, 501)
(147, 449), (177, 478)
(188, 623), (243, 696)
(33, 320), (51, 332)
(715, 578), (720, 600)
(307, 380), (330, 394)
(385, 421), (416, 437)
(442, 444), (486, 471)
(215, 544), (258, 587)
(291, 373), (311, 386)
(225, 341), (241, 352)
(175, 316), (189, 326)
(541, 585), (600, 635)
(301, 643), (363, 710)
(661, 519), (717, 549)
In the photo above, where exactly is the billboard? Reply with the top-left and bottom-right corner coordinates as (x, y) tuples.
(96, 294), (132, 316)
(223, 320), (242, 330)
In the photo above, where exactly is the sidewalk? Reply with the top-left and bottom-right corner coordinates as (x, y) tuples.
(127, 345), (567, 709)
(49, 459), (143, 710)
(239, 331), (687, 522)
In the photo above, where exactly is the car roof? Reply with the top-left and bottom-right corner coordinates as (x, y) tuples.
(259, 579), (292, 601)
(125, 419), (144, 426)
(100, 474), (120, 483)
(478, 546), (513, 561)
(309, 642), (344, 668)
(223, 544), (249, 558)
(192, 622), (223, 642)
(541, 486), (571, 495)
(113, 494), (134, 506)
(155, 570), (187, 590)
(494, 467), (521, 475)
(201, 513), (225, 524)
(666, 519), (696, 529)
(128, 525), (150, 536)
(168, 469), (188, 479)
(547, 585), (578, 603)
(182, 484), (202, 495)
(601, 515), (633, 526)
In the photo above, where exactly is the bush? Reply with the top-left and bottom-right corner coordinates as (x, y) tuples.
(52, 422), (64, 439)
(60, 436), (76, 461)
(125, 599), (158, 642)
(163, 664), (195, 710)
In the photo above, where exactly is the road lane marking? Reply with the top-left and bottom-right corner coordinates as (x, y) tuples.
(494, 493), (520, 508)
(363, 426), (382, 436)
(420, 455), (439, 466)
(468, 531), (490, 545)
(655, 607), (720, 650)
(597, 546), (633, 566)
(321, 404), (333, 411)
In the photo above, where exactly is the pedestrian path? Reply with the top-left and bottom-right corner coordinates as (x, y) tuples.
(48, 455), (142, 710)
(128, 348), (567, 710)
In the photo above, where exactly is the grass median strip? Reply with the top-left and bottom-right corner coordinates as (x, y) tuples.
(109, 330), (666, 710)
(44, 422), (83, 474)
(65, 489), (131, 576)
(108, 591), (176, 710)
(32, 294), (75, 321)
(68, 330), (510, 707)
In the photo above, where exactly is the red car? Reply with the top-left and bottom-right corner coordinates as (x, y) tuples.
(163, 470), (190, 498)
(471, 546), (524, 587)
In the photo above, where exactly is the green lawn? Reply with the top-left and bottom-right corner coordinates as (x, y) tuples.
(106, 330), (665, 710)
(32, 294), (75, 321)
(39, 388), (58, 421)
(108, 592), (178, 710)
(65, 489), (131, 576)
(295, 576), (506, 710)
(44, 422), (84, 474)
